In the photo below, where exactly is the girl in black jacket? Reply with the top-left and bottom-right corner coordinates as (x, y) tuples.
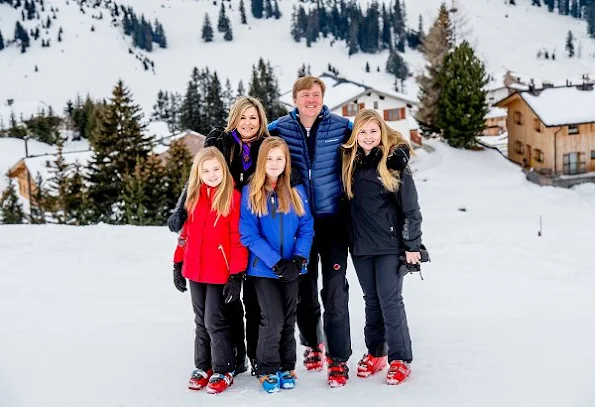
(341, 108), (422, 386)
(168, 96), (269, 376)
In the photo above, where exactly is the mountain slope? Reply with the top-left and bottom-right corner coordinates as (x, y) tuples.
(0, 0), (594, 123)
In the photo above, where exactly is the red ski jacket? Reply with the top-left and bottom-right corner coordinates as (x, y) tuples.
(173, 184), (248, 284)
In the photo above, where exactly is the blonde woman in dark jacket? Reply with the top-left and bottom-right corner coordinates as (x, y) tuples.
(342, 109), (421, 386)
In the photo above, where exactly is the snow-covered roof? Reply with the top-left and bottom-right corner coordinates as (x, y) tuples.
(278, 72), (417, 111)
(154, 129), (205, 155)
(503, 86), (595, 127)
(485, 107), (507, 119)
(20, 150), (94, 184)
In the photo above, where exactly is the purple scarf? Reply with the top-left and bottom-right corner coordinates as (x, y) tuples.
(231, 130), (253, 171)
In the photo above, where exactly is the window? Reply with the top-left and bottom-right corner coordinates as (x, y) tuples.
(514, 111), (523, 125)
(515, 141), (525, 154)
(591, 150), (595, 160)
(533, 118), (541, 132)
(563, 152), (586, 175)
(383, 107), (406, 121)
(568, 124), (579, 135)
(342, 103), (363, 117)
(373, 101), (378, 109)
(534, 148), (544, 163)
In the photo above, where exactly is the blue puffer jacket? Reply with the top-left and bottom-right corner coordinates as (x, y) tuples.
(239, 184), (315, 279)
(268, 106), (352, 217)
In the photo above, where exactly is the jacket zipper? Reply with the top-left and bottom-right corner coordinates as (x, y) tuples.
(213, 214), (220, 227)
(279, 212), (284, 257)
(218, 244), (230, 271)
(253, 257), (259, 267)
(271, 195), (276, 219)
(240, 172), (244, 182)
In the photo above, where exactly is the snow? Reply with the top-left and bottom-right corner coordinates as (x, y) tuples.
(23, 150), (93, 183)
(1, 140), (595, 406)
(521, 86), (595, 126)
(3, 0), (595, 124)
(485, 106), (507, 119)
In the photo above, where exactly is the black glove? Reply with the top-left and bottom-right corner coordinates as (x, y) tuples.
(223, 273), (244, 304)
(173, 262), (187, 293)
(167, 186), (188, 233)
(398, 244), (430, 279)
(273, 258), (302, 283)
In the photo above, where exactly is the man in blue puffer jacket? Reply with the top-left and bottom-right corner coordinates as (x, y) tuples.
(268, 76), (353, 387)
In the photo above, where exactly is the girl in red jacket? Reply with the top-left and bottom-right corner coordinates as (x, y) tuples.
(171, 147), (248, 394)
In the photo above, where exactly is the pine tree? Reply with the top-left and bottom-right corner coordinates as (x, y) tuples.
(202, 13), (214, 42)
(544, 0), (554, 12)
(297, 63), (307, 77)
(436, 41), (488, 149)
(264, 0), (273, 18)
(123, 155), (167, 225)
(47, 139), (70, 224)
(249, 59), (286, 120)
(559, 0), (570, 15)
(14, 21), (30, 53)
(416, 3), (453, 136)
(239, 0), (247, 24)
(224, 24), (233, 41)
(206, 72), (226, 128)
(587, 4), (595, 38)
(163, 139), (192, 220)
(218, 2), (229, 33)
(273, 0), (281, 19)
(381, 4), (392, 50)
(291, 6), (302, 42)
(237, 80), (245, 96)
(532, 0), (541, 6)
(223, 79), (235, 114)
(29, 173), (47, 224)
(386, 51), (409, 83)
(86, 80), (152, 223)
(571, 0), (579, 18)
(365, 61), (370, 72)
(152, 90), (170, 122)
(0, 177), (25, 224)
(251, 0), (263, 19)
(65, 161), (89, 225)
(393, 0), (406, 51)
(566, 30), (575, 57)
(0, 28), (5, 51)
(180, 70), (202, 132)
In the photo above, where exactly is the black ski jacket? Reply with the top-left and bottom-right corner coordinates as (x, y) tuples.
(347, 146), (422, 256)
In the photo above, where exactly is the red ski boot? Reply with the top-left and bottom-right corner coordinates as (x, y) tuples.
(303, 343), (325, 371)
(386, 360), (410, 385)
(356, 354), (388, 378)
(206, 372), (234, 394)
(327, 358), (349, 387)
(188, 368), (212, 390)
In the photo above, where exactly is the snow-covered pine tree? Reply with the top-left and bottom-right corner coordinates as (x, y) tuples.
(47, 138), (70, 224)
(436, 41), (488, 149)
(0, 177), (25, 224)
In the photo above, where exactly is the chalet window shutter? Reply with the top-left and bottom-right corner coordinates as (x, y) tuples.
(342, 105), (348, 116)
(358, 103), (365, 110)
(383, 109), (389, 120)
(399, 107), (406, 120)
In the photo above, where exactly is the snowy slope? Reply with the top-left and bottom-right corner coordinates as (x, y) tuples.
(1, 0), (595, 124)
(1, 140), (595, 407)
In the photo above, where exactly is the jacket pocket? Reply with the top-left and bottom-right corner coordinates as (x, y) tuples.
(218, 244), (230, 271)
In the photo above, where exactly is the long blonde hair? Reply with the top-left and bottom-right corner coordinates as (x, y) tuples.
(185, 147), (234, 217)
(225, 96), (270, 140)
(247, 137), (305, 217)
(342, 109), (410, 199)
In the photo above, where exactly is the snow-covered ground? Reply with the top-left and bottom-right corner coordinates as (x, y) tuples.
(1, 140), (594, 407)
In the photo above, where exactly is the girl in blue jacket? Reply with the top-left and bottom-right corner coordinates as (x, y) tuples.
(239, 136), (314, 394)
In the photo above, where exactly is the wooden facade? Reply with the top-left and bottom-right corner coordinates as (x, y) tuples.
(496, 93), (595, 176)
(7, 159), (39, 202)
